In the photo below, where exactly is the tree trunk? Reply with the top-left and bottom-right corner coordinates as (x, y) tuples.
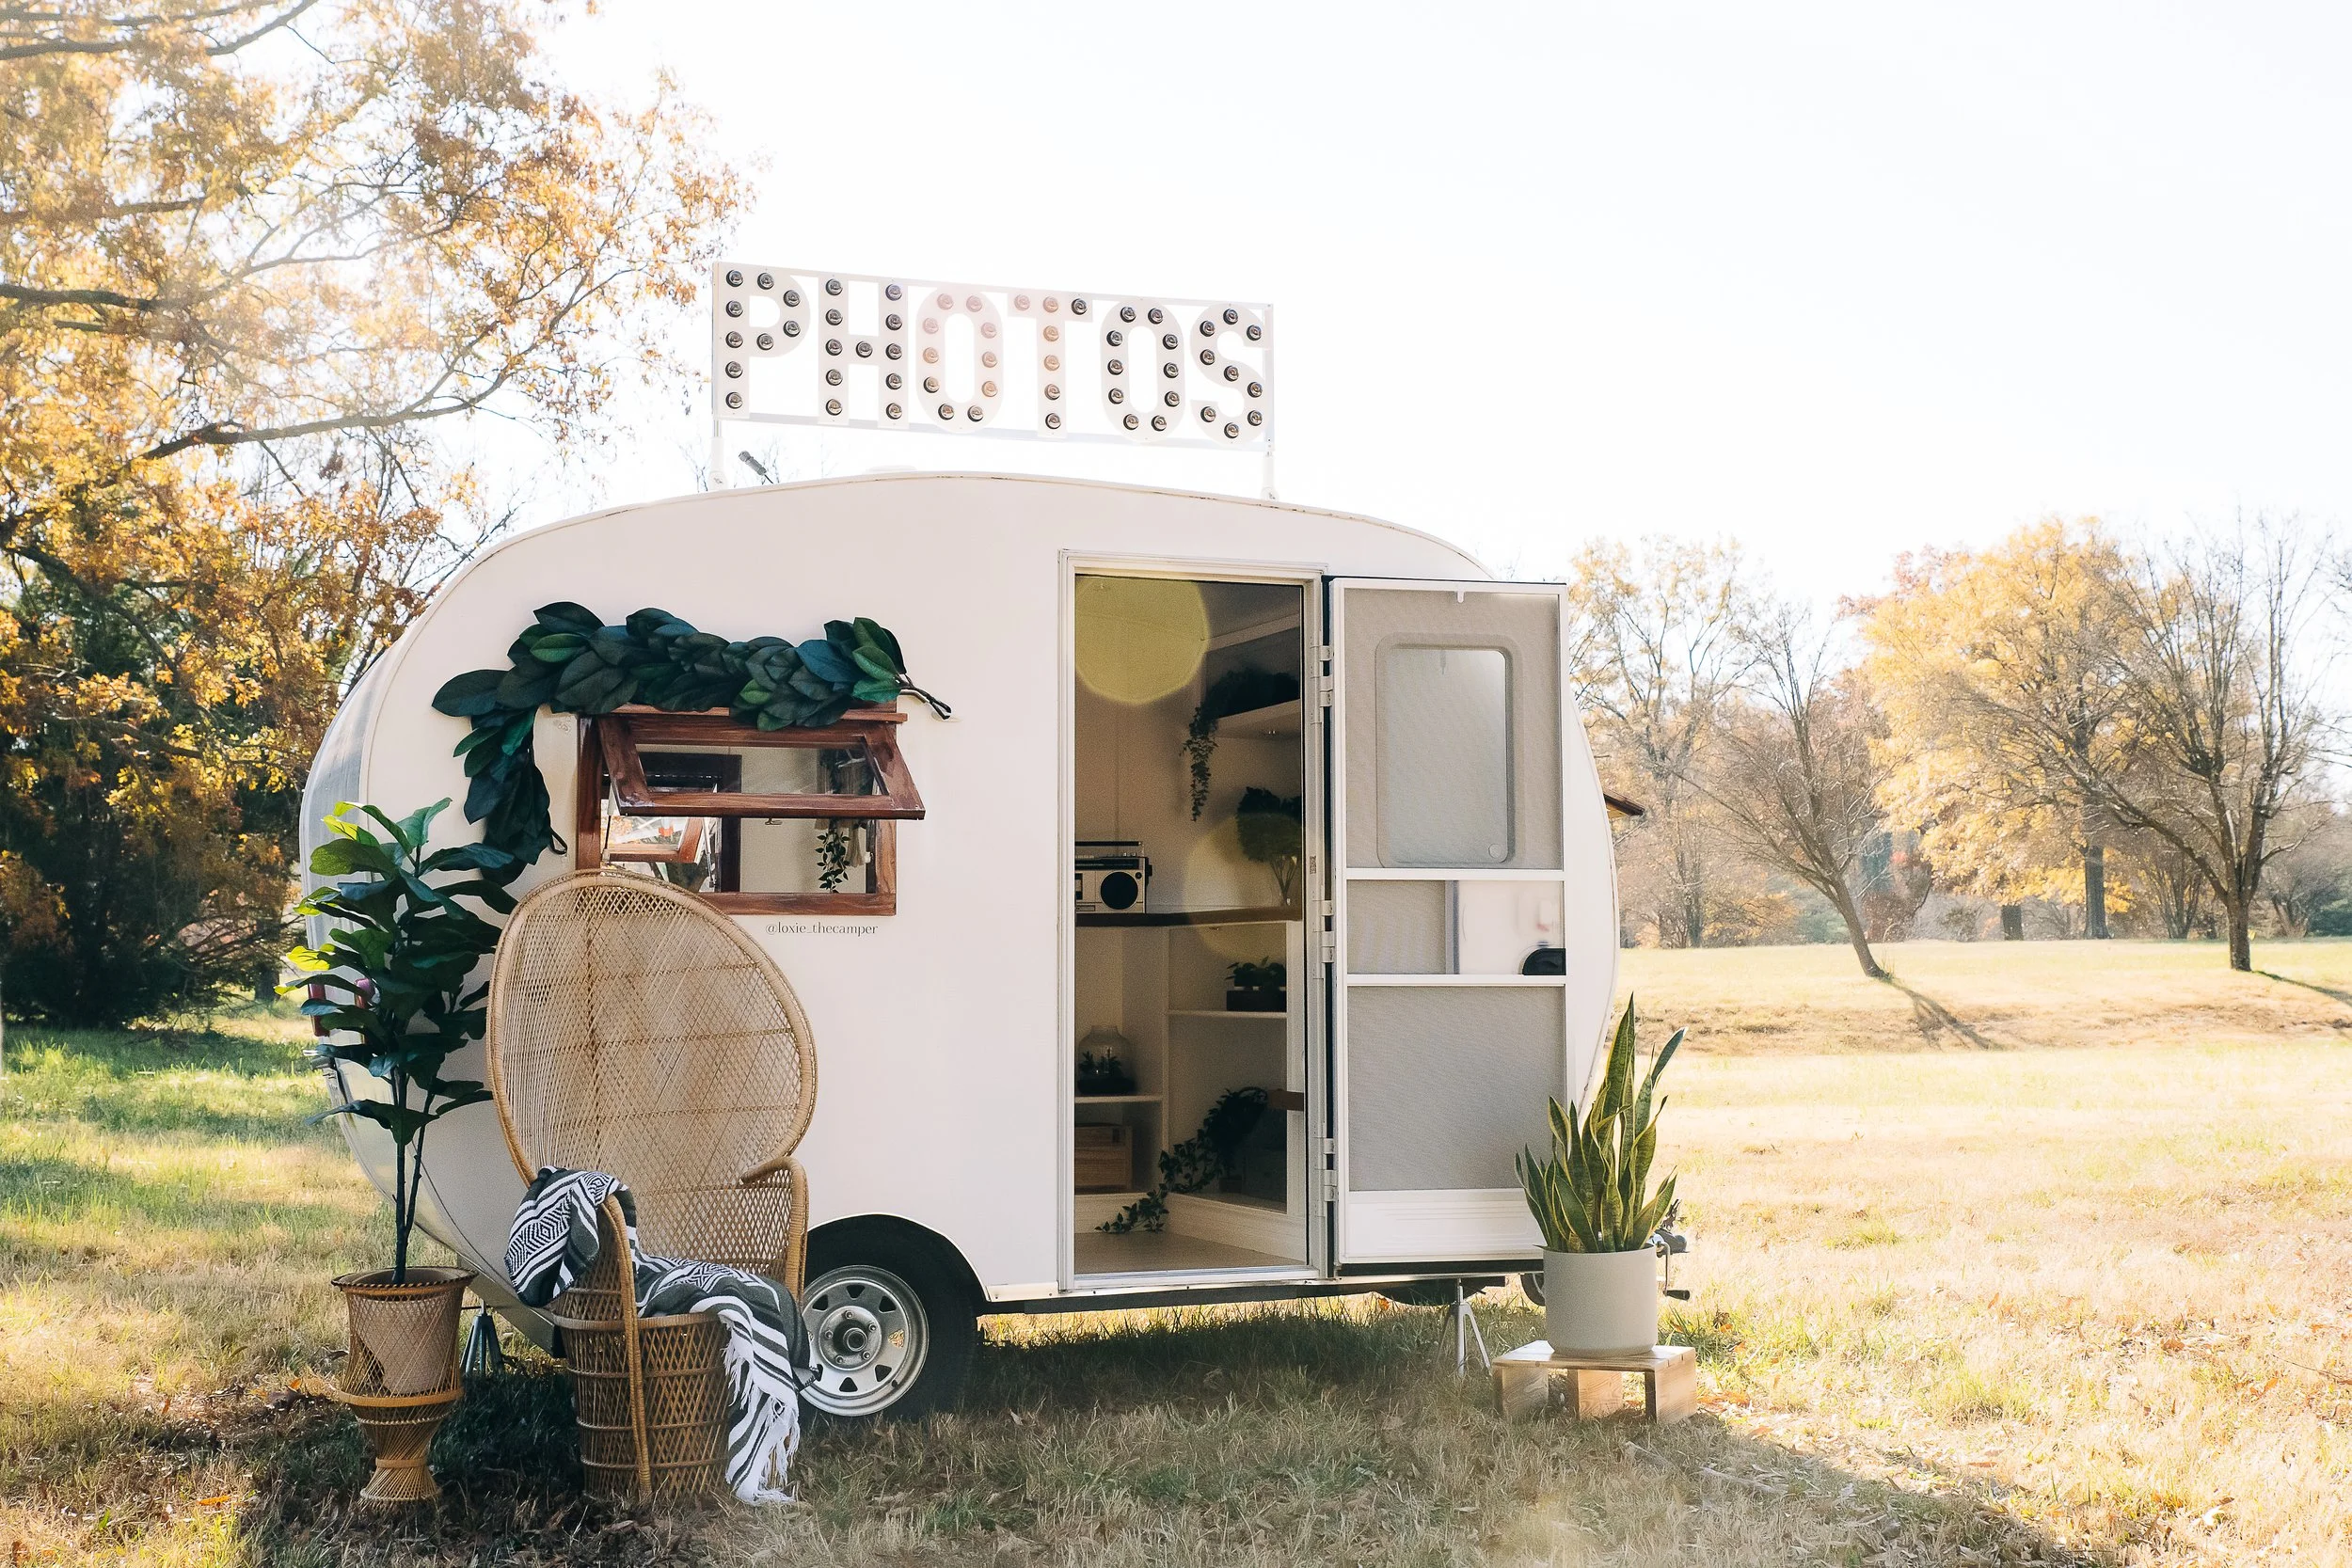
(2083, 842), (2107, 940)
(1999, 903), (2025, 941)
(1830, 886), (1887, 978)
(2226, 897), (2252, 972)
(1683, 894), (1705, 949)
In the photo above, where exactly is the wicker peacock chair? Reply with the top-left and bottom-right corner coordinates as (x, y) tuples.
(486, 869), (818, 1497)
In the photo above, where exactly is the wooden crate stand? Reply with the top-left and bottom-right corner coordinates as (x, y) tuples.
(1493, 1342), (1697, 1424)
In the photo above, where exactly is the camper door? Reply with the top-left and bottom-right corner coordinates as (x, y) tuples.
(1325, 579), (1612, 1265)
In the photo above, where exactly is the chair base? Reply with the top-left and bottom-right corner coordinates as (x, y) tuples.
(555, 1306), (731, 1502)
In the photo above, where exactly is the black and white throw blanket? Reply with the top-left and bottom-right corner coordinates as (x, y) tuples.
(507, 1167), (808, 1503)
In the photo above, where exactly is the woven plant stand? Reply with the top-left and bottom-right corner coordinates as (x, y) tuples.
(550, 1196), (731, 1501)
(330, 1268), (472, 1505)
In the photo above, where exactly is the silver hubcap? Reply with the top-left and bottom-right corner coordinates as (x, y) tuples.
(800, 1264), (928, 1417)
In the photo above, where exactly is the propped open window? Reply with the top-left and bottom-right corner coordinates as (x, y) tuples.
(574, 708), (923, 915)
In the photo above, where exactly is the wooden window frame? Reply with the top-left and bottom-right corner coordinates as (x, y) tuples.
(575, 707), (920, 915)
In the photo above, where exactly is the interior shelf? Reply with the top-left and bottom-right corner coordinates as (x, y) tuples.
(1167, 1008), (1288, 1021)
(1074, 1093), (1162, 1105)
(1215, 698), (1300, 737)
(1077, 905), (1301, 928)
(1205, 612), (1303, 652)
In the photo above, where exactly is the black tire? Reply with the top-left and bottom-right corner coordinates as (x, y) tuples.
(1518, 1270), (1545, 1307)
(800, 1223), (977, 1421)
(1375, 1279), (1466, 1308)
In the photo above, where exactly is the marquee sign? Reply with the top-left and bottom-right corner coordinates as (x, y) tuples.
(709, 265), (1275, 453)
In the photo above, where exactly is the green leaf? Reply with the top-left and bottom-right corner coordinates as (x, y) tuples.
(853, 617), (905, 671)
(533, 601), (604, 634)
(307, 837), (394, 878)
(495, 664), (558, 709)
(431, 668), (507, 717)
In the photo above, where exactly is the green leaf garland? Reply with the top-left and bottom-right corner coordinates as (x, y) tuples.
(431, 602), (949, 867)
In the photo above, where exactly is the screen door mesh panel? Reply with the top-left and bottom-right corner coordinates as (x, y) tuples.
(1348, 879), (1448, 974)
(1343, 589), (1562, 870)
(1346, 987), (1565, 1191)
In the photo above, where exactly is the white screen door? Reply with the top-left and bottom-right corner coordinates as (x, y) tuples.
(1326, 578), (1614, 1264)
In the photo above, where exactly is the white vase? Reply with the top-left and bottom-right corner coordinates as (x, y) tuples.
(1542, 1247), (1659, 1354)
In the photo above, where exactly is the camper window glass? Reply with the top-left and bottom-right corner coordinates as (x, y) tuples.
(1375, 643), (1511, 865)
(580, 710), (917, 915)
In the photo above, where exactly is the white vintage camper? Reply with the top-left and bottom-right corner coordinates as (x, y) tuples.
(304, 471), (1620, 1418)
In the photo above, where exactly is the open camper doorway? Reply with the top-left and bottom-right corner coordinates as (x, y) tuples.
(1066, 567), (1321, 1287)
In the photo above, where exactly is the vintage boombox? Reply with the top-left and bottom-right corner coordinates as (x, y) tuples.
(1074, 841), (1152, 915)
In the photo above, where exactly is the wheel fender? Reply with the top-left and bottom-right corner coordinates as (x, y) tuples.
(803, 1214), (984, 1315)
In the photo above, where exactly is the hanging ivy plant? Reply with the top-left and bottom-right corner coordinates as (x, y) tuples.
(1181, 666), (1300, 819)
(430, 602), (950, 866)
(1099, 1087), (1270, 1234)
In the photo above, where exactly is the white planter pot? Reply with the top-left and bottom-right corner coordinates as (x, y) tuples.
(1542, 1247), (1659, 1355)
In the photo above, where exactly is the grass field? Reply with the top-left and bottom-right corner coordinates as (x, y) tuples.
(3, 937), (2347, 1565)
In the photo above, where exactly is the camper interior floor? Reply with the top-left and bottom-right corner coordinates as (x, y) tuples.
(1072, 1229), (1299, 1276)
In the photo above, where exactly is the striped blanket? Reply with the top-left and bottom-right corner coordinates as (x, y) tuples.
(506, 1167), (808, 1503)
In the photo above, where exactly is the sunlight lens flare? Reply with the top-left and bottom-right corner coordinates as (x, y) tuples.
(1074, 576), (1209, 706)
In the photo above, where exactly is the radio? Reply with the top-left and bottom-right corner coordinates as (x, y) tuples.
(1074, 841), (1151, 914)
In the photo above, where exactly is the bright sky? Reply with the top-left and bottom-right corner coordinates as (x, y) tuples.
(537, 2), (2352, 599)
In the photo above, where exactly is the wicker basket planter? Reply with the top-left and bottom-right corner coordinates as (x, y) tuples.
(329, 1267), (472, 1505)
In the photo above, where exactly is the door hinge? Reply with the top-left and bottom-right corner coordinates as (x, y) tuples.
(1322, 1174), (1339, 1203)
(1315, 673), (1334, 707)
(1319, 931), (1337, 964)
(1322, 1137), (1336, 1158)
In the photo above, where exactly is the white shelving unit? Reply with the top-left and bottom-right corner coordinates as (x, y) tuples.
(1213, 697), (1300, 738)
(1073, 913), (1308, 1259)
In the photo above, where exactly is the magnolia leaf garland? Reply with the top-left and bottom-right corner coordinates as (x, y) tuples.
(431, 602), (950, 866)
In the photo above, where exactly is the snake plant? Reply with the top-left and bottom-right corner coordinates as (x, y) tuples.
(1518, 997), (1684, 1254)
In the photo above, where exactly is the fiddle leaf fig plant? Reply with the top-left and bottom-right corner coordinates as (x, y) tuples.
(433, 603), (950, 866)
(1518, 997), (1684, 1255)
(283, 800), (520, 1282)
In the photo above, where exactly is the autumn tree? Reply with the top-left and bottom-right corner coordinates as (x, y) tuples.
(0, 1), (736, 1021)
(2258, 805), (2352, 938)
(2082, 521), (2339, 971)
(1697, 599), (1893, 978)
(1864, 520), (2135, 939)
(1568, 538), (1753, 947)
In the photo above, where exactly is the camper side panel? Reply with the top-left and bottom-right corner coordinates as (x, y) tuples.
(340, 475), (1490, 1300)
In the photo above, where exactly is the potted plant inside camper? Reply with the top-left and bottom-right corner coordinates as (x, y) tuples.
(285, 800), (518, 1405)
(1517, 998), (1683, 1354)
(1226, 958), (1285, 1013)
(1234, 787), (1302, 907)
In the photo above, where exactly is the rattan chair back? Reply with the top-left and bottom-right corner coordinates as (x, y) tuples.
(487, 869), (818, 1285)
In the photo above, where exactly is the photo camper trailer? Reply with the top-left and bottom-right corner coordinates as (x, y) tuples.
(302, 471), (1622, 1418)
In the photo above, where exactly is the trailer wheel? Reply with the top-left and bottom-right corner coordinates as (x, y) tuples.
(1518, 1271), (1545, 1307)
(1375, 1280), (1461, 1307)
(799, 1227), (977, 1420)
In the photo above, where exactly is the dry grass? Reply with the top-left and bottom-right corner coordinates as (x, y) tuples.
(1619, 936), (2352, 1053)
(3, 941), (2349, 1565)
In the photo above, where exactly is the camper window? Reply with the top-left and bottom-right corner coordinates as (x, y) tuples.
(1375, 642), (1513, 865)
(576, 708), (921, 915)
